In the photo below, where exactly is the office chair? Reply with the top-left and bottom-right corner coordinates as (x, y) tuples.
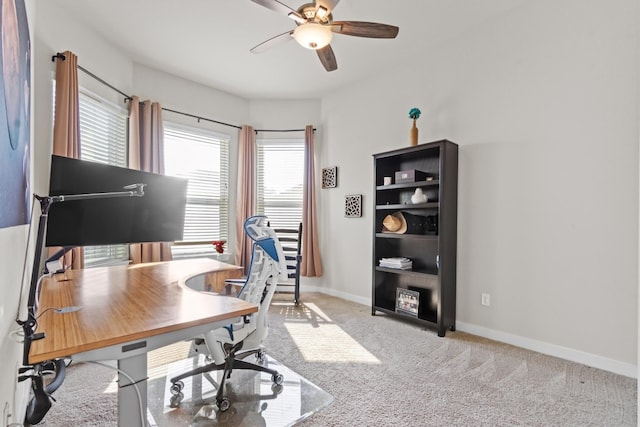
(169, 215), (287, 412)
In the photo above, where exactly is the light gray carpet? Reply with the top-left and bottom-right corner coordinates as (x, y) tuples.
(38, 292), (636, 426)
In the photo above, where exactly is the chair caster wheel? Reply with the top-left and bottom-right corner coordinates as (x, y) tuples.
(170, 381), (183, 395)
(217, 397), (231, 412)
(256, 349), (266, 364)
(272, 373), (284, 385)
(217, 406), (236, 422)
(169, 393), (183, 408)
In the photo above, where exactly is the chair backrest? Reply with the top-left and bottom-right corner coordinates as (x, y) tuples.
(236, 216), (287, 343)
(271, 223), (302, 285)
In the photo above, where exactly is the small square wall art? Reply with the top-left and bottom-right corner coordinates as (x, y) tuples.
(322, 166), (337, 189)
(345, 194), (362, 218)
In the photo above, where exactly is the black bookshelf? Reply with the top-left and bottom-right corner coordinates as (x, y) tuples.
(372, 140), (458, 336)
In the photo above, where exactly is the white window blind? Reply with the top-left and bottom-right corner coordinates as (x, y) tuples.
(164, 123), (229, 258)
(256, 140), (304, 229)
(77, 90), (129, 267)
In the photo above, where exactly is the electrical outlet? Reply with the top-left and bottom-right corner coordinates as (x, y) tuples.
(481, 293), (491, 306)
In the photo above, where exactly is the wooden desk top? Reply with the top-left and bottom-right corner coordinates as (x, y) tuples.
(29, 258), (257, 364)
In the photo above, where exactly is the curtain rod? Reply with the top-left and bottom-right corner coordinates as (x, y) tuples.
(162, 108), (240, 129)
(254, 128), (315, 133)
(51, 52), (314, 133)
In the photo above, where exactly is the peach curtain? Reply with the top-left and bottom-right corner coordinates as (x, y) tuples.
(235, 125), (256, 274)
(51, 50), (84, 269)
(301, 125), (323, 276)
(128, 96), (172, 263)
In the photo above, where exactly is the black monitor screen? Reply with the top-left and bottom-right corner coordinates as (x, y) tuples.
(46, 155), (188, 247)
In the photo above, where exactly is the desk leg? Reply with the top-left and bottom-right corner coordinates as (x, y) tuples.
(118, 355), (148, 427)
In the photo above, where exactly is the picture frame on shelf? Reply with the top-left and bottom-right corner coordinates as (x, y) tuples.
(396, 288), (419, 317)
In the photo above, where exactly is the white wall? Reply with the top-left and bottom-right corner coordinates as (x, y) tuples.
(0, 224), (30, 425)
(319, 0), (638, 375)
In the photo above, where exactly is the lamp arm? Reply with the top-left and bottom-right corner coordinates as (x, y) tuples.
(18, 183), (146, 366)
(50, 183), (146, 202)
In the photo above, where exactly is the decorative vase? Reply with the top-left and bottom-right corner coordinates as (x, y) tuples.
(410, 119), (418, 146)
(411, 188), (428, 204)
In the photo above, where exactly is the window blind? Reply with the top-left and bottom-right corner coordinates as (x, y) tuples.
(256, 140), (304, 229)
(77, 90), (129, 267)
(164, 123), (229, 258)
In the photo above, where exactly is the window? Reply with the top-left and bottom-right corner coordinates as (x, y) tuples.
(164, 123), (229, 258)
(77, 90), (129, 267)
(256, 140), (304, 229)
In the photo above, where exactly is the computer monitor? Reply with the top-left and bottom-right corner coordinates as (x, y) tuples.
(45, 155), (188, 247)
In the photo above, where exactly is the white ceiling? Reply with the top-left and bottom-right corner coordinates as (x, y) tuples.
(50, 0), (527, 100)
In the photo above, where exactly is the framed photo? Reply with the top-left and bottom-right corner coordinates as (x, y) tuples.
(322, 166), (337, 188)
(396, 288), (419, 317)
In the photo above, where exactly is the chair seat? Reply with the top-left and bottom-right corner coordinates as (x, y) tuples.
(214, 319), (251, 343)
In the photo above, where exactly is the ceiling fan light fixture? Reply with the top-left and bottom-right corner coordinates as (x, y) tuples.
(316, 6), (329, 20)
(293, 22), (333, 50)
(288, 11), (307, 24)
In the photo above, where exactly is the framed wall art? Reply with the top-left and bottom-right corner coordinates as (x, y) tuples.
(345, 194), (362, 218)
(0, 0), (31, 228)
(322, 166), (337, 189)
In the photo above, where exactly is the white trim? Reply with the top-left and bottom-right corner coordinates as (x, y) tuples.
(304, 287), (637, 379)
(164, 120), (231, 142)
(256, 138), (304, 145)
(302, 285), (369, 306)
(455, 321), (637, 379)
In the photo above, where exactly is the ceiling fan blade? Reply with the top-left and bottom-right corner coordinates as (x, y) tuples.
(250, 30), (294, 54)
(250, 0), (305, 22)
(331, 21), (399, 38)
(316, 44), (337, 72)
(315, 0), (340, 15)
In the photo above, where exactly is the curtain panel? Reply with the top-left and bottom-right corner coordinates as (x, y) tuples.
(301, 125), (323, 277)
(235, 125), (256, 275)
(128, 96), (172, 263)
(51, 50), (84, 269)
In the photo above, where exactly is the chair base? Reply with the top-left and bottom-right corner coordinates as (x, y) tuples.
(169, 346), (283, 412)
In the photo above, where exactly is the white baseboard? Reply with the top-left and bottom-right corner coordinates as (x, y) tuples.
(303, 285), (369, 306)
(456, 322), (637, 379)
(303, 287), (637, 379)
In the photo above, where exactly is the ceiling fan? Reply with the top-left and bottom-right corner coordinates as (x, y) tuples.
(249, 0), (399, 72)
